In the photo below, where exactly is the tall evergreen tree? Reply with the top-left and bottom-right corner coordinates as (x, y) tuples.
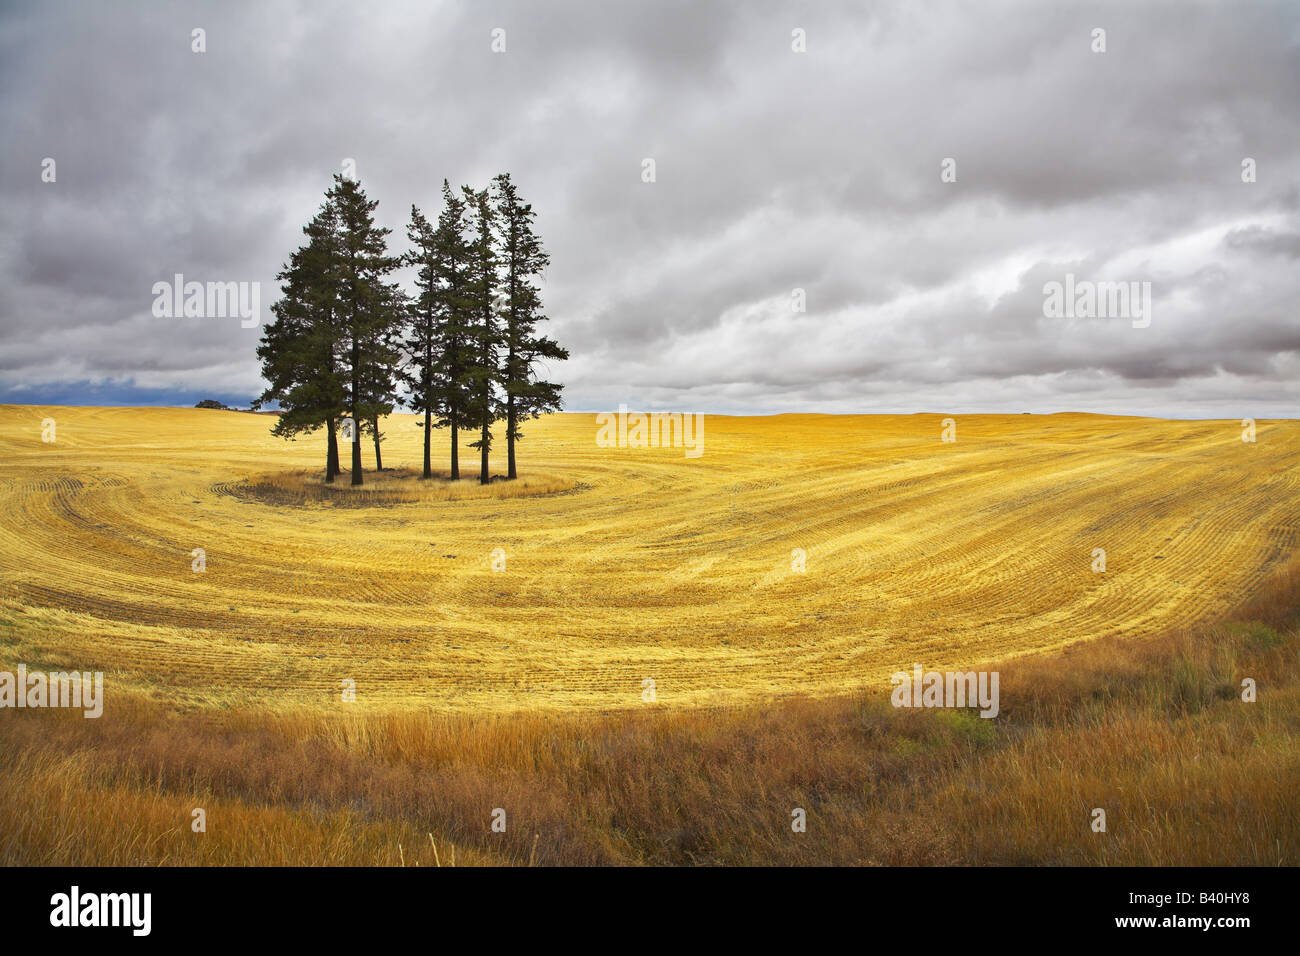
(403, 204), (440, 478)
(436, 183), (477, 480)
(258, 171), (564, 489)
(329, 174), (402, 486)
(462, 185), (501, 485)
(363, 280), (407, 473)
(254, 199), (345, 480)
(402, 184), (475, 479)
(492, 173), (568, 479)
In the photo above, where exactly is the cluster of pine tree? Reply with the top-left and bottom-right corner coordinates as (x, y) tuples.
(254, 173), (567, 486)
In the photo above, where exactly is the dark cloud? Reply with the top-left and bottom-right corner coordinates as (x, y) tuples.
(1, 0), (1297, 417)
(1224, 225), (1300, 258)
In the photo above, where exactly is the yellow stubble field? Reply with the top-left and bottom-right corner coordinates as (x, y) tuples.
(0, 405), (1296, 715)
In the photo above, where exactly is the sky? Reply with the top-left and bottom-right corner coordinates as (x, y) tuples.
(1, 0), (1297, 417)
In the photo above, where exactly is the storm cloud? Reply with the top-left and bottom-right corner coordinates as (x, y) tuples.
(2, 0), (1297, 416)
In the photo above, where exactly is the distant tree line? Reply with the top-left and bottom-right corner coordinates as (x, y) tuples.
(254, 173), (567, 486)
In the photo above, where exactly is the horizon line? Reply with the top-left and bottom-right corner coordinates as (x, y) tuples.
(0, 402), (1292, 423)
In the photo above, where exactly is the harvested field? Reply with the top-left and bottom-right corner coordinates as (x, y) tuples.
(0, 406), (1296, 714)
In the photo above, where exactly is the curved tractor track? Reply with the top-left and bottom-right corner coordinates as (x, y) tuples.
(0, 406), (1296, 713)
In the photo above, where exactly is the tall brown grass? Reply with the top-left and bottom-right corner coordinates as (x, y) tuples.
(3, 554), (1297, 866)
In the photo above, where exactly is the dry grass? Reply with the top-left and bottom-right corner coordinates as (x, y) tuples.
(0, 406), (1296, 865)
(2, 551), (1297, 866)
(229, 468), (578, 508)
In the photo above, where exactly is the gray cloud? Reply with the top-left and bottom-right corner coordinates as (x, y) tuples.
(1, 0), (1297, 417)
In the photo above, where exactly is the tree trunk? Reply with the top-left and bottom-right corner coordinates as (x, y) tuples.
(422, 407), (432, 478)
(421, 344), (432, 479)
(450, 420), (459, 480)
(371, 415), (383, 471)
(506, 274), (518, 480)
(479, 411), (490, 485)
(507, 398), (517, 480)
(325, 415), (339, 482)
(350, 424), (362, 484)
(351, 344), (362, 486)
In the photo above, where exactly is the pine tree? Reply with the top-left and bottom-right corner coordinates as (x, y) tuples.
(254, 199), (345, 480)
(363, 280), (407, 473)
(329, 174), (402, 486)
(258, 172), (564, 489)
(403, 204), (439, 478)
(462, 185), (501, 485)
(492, 173), (568, 479)
(402, 184), (475, 479)
(436, 183), (477, 480)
